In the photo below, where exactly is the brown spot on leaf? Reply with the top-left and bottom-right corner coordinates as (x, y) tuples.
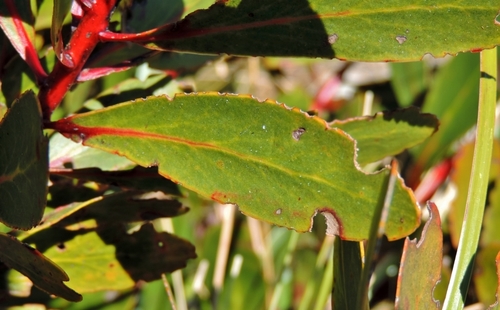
(328, 34), (338, 44)
(292, 127), (306, 141)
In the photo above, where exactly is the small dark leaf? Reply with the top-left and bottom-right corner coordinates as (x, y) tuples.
(0, 232), (82, 301)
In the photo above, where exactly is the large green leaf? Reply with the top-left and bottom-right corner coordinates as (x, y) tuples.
(0, 232), (81, 302)
(136, 0), (500, 61)
(50, 93), (420, 241)
(0, 91), (47, 229)
(395, 202), (442, 309)
(331, 107), (439, 165)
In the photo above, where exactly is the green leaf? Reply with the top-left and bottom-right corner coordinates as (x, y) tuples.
(139, 0), (500, 61)
(0, 90), (47, 229)
(0, 0), (36, 62)
(410, 52), (480, 181)
(43, 223), (197, 293)
(395, 202), (442, 309)
(51, 0), (71, 60)
(51, 93), (420, 241)
(390, 62), (428, 107)
(0, 232), (82, 302)
(331, 107), (439, 165)
(49, 132), (134, 170)
(333, 239), (364, 309)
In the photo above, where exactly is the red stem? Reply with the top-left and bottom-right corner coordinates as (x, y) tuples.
(38, 0), (117, 120)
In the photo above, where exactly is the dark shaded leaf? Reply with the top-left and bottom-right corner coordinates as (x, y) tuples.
(136, 0), (500, 61)
(0, 232), (81, 301)
(0, 90), (47, 229)
(51, 166), (181, 196)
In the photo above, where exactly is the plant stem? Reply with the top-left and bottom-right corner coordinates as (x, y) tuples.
(38, 0), (117, 120)
(442, 47), (497, 309)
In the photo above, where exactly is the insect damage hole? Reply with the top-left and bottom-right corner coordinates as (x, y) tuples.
(292, 127), (306, 141)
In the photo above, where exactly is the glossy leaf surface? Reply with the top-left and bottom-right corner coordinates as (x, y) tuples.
(396, 202), (442, 309)
(51, 93), (420, 241)
(332, 107), (438, 165)
(0, 233), (81, 301)
(139, 0), (500, 61)
(0, 91), (47, 229)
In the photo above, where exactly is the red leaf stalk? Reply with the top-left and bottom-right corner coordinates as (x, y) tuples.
(38, 0), (117, 120)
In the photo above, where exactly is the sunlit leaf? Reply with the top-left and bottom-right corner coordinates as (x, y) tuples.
(332, 107), (439, 165)
(0, 91), (47, 229)
(50, 93), (420, 241)
(49, 132), (134, 170)
(43, 223), (196, 292)
(136, 0), (500, 61)
(0, 233), (81, 301)
(395, 202), (442, 309)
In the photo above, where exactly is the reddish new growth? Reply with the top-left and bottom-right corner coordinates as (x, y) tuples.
(35, 0), (118, 120)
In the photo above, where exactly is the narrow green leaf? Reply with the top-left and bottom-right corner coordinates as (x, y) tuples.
(43, 223), (197, 292)
(332, 107), (439, 165)
(51, 93), (420, 241)
(395, 202), (442, 310)
(0, 0), (36, 62)
(139, 0), (500, 61)
(333, 239), (364, 310)
(0, 232), (82, 302)
(0, 90), (47, 229)
(51, 0), (71, 59)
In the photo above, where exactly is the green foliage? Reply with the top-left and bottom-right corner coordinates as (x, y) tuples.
(0, 0), (499, 309)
